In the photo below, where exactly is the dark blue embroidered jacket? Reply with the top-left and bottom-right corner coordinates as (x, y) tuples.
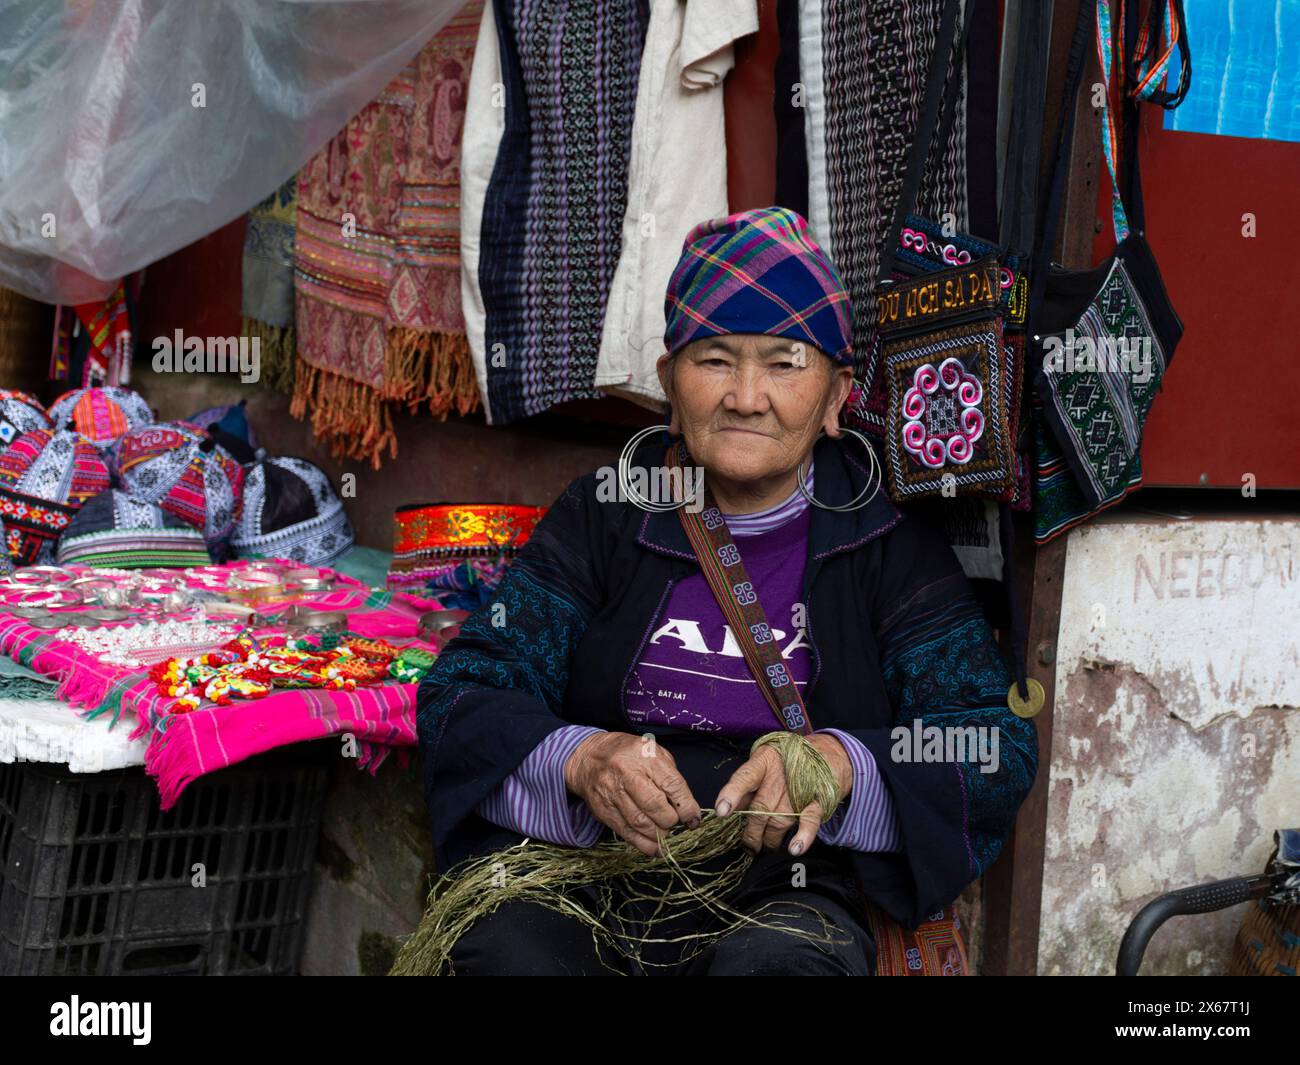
(417, 433), (1038, 927)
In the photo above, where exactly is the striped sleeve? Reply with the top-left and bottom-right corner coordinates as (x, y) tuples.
(813, 728), (903, 852)
(475, 725), (607, 846)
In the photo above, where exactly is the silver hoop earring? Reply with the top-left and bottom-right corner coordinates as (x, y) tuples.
(795, 428), (883, 512)
(617, 425), (704, 513)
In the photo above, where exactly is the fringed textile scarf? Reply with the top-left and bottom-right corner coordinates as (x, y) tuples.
(293, 1), (484, 468)
(241, 178), (299, 393)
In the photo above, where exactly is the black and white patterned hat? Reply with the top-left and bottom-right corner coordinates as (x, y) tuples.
(230, 455), (353, 566)
(56, 489), (212, 569)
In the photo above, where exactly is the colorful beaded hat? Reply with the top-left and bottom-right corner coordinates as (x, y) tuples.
(113, 421), (245, 542)
(387, 503), (546, 590)
(56, 488), (212, 569)
(47, 386), (154, 451)
(0, 427), (111, 564)
(0, 390), (53, 451)
(230, 455), (353, 566)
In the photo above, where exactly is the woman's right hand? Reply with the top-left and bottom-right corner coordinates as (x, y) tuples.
(563, 732), (702, 856)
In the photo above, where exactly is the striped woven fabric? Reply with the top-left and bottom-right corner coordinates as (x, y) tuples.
(866, 900), (970, 975)
(477, 0), (648, 423)
(56, 539), (213, 569)
(47, 386), (153, 451)
(0, 427), (109, 563)
(113, 422), (245, 542)
(663, 207), (854, 366)
(800, 0), (971, 426)
(1032, 400), (1141, 545)
(0, 390), (52, 448)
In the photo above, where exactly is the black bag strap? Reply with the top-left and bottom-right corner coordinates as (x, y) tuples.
(1030, 0), (1190, 312)
(1128, 0), (1192, 111)
(876, 0), (981, 284)
(1121, 0), (1146, 235)
(997, 1), (1053, 253)
(1027, 0), (1098, 326)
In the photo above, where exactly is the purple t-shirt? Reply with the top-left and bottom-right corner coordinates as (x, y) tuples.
(623, 503), (812, 738)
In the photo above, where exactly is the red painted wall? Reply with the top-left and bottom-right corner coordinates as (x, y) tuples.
(1093, 107), (1300, 489)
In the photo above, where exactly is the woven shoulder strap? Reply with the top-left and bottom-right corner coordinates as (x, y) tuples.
(669, 444), (812, 736)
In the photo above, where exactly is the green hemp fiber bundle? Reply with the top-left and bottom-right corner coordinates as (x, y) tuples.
(390, 731), (844, 975)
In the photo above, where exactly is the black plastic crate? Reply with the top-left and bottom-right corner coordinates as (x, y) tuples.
(0, 744), (329, 975)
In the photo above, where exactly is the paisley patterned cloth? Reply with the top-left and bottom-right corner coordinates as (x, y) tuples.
(113, 422), (245, 543)
(292, 1), (484, 468)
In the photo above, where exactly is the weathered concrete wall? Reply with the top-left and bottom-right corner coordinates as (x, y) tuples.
(1039, 515), (1300, 975)
(300, 755), (433, 976)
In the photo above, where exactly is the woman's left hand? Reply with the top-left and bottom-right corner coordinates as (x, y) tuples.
(714, 734), (854, 856)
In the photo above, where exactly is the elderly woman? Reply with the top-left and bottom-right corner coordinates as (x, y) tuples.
(417, 207), (1037, 975)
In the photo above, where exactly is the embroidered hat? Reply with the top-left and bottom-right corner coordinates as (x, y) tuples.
(0, 390), (53, 450)
(0, 427), (111, 564)
(56, 489), (212, 569)
(188, 399), (258, 452)
(230, 455), (354, 566)
(48, 386), (154, 451)
(387, 502), (546, 591)
(113, 421), (245, 542)
(663, 207), (853, 366)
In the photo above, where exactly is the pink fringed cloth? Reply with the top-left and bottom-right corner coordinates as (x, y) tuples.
(0, 561), (440, 809)
(292, 1), (485, 468)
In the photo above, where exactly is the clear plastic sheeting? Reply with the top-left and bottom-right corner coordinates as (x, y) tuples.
(0, 0), (468, 304)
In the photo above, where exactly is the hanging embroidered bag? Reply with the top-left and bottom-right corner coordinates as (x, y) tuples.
(855, 0), (1022, 504)
(1029, 0), (1190, 543)
(877, 257), (1018, 501)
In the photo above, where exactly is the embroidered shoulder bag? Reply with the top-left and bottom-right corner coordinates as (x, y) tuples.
(1029, 0), (1190, 544)
(666, 442), (970, 975)
(850, 0), (1025, 505)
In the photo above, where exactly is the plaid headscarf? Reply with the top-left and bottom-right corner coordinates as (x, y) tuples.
(663, 207), (853, 366)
